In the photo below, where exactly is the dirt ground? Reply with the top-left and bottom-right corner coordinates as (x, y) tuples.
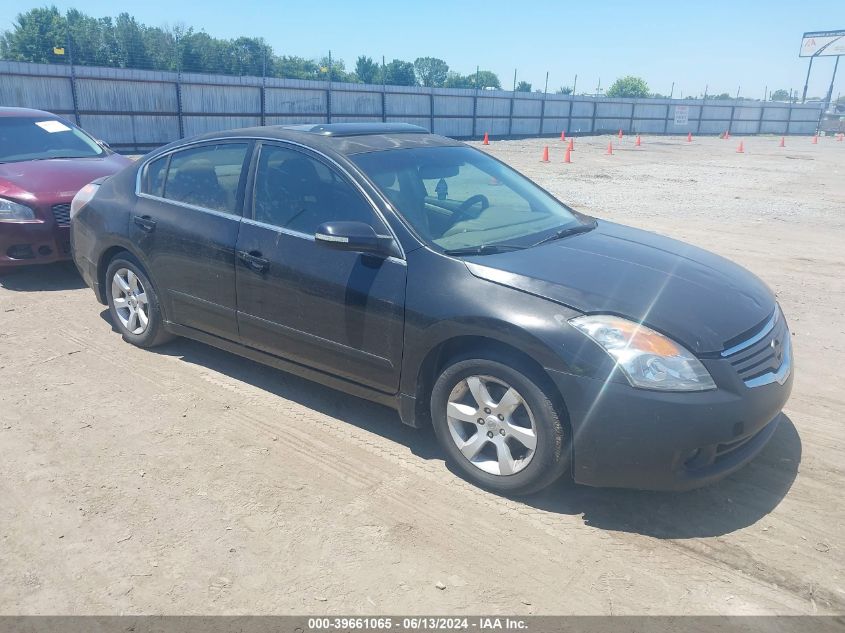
(0, 133), (843, 616)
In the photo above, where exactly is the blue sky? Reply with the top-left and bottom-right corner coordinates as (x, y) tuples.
(1, 0), (842, 99)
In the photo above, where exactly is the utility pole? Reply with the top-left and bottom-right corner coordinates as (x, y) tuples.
(669, 81), (674, 99)
(512, 68), (517, 92)
(736, 85), (741, 99)
(572, 74), (577, 95)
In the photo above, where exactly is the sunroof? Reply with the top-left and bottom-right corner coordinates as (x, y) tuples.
(283, 122), (429, 137)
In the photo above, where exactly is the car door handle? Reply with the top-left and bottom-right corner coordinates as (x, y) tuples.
(237, 250), (270, 274)
(133, 215), (156, 232)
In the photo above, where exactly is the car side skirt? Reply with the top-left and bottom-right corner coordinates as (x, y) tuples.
(165, 321), (404, 415)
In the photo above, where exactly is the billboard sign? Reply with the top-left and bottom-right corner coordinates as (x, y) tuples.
(800, 30), (845, 57)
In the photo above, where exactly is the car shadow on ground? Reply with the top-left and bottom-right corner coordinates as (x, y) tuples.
(0, 262), (86, 291)
(103, 311), (801, 540)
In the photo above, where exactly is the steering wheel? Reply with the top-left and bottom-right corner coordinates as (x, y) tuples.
(453, 194), (490, 222)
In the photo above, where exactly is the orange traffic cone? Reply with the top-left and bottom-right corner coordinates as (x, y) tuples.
(564, 146), (572, 163)
(736, 140), (744, 153)
(567, 138), (574, 152)
(561, 131), (566, 141)
(838, 133), (844, 142)
(618, 129), (623, 139)
(541, 146), (549, 162)
(635, 135), (642, 147)
(687, 132), (693, 143)
(724, 130), (731, 140)
(779, 136), (785, 147)
(482, 132), (490, 145)
(606, 141), (614, 155)
(812, 134), (818, 144)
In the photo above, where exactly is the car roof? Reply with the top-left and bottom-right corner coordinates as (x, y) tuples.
(183, 122), (465, 156)
(0, 107), (63, 119)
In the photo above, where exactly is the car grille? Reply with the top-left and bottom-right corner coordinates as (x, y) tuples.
(52, 203), (71, 226)
(721, 308), (791, 388)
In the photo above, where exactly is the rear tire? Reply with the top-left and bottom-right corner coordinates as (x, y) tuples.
(105, 254), (173, 348)
(430, 356), (568, 495)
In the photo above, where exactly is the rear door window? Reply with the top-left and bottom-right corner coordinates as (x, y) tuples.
(161, 143), (249, 214)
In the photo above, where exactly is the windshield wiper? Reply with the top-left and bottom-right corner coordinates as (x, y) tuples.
(531, 221), (597, 247)
(443, 243), (526, 256)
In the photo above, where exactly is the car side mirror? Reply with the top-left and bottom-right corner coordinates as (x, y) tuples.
(315, 221), (394, 256)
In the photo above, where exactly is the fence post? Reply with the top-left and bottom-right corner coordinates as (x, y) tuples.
(567, 97), (573, 135)
(175, 77), (184, 139)
(472, 92), (478, 138)
(757, 101), (765, 135)
(628, 101), (635, 133)
(381, 86), (387, 123)
(786, 101), (793, 135)
(508, 92), (515, 137)
(429, 89), (435, 133)
(539, 93), (546, 137)
(591, 100), (597, 134)
(696, 100), (703, 135)
(663, 101), (670, 135)
(728, 104), (735, 135)
(326, 86), (332, 124)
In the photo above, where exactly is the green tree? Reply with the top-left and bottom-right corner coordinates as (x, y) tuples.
(606, 75), (650, 98)
(355, 55), (380, 84)
(770, 89), (790, 102)
(475, 70), (500, 89)
(382, 59), (416, 86)
(515, 80), (532, 92)
(555, 86), (573, 95)
(443, 71), (472, 88)
(1, 7), (67, 64)
(712, 92), (732, 100)
(413, 56), (448, 87)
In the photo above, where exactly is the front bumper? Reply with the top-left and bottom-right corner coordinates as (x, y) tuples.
(0, 220), (71, 268)
(548, 358), (793, 491)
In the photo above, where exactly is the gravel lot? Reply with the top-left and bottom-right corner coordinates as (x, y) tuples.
(1, 133), (843, 615)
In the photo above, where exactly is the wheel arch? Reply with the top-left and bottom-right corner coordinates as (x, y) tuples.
(96, 244), (155, 307)
(404, 332), (571, 437)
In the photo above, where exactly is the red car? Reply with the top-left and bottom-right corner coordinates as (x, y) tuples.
(0, 107), (132, 270)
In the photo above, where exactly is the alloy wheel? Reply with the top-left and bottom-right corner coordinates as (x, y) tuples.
(445, 375), (538, 476)
(111, 268), (149, 335)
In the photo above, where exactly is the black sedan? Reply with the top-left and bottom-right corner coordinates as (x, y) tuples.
(70, 123), (793, 495)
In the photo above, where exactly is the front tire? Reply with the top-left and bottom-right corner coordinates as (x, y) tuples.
(105, 254), (172, 348)
(430, 357), (568, 495)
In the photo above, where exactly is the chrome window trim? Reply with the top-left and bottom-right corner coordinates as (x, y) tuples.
(136, 191), (242, 220)
(720, 307), (780, 358)
(134, 135), (406, 260)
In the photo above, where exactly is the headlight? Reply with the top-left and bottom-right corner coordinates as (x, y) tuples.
(570, 314), (716, 391)
(0, 197), (36, 221)
(70, 183), (100, 220)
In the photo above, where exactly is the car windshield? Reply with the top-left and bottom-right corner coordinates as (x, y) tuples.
(352, 145), (585, 251)
(0, 116), (105, 163)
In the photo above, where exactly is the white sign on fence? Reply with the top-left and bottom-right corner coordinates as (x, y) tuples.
(674, 105), (689, 126)
(800, 30), (845, 57)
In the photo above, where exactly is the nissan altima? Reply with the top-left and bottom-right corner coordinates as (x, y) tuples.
(70, 123), (793, 495)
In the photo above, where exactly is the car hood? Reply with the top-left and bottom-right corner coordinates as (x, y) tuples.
(464, 220), (775, 354)
(0, 154), (132, 200)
